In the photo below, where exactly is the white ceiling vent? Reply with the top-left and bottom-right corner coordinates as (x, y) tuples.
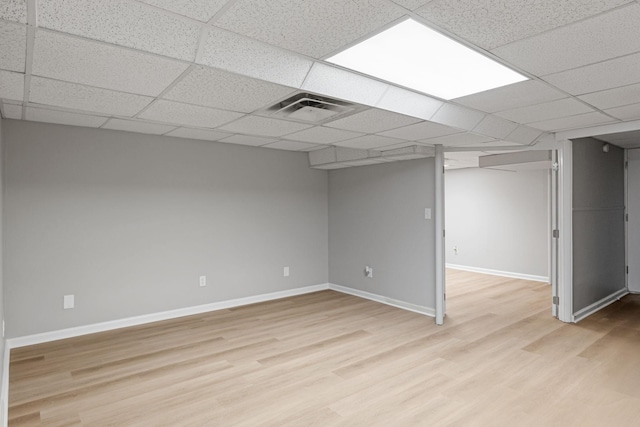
(267, 93), (357, 124)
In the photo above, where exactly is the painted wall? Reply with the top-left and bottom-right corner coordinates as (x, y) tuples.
(328, 158), (435, 310)
(445, 167), (549, 280)
(572, 137), (625, 312)
(3, 120), (328, 337)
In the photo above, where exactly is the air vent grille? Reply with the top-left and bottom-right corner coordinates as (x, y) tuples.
(267, 93), (356, 124)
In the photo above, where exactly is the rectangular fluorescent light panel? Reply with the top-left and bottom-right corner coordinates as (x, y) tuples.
(326, 19), (527, 100)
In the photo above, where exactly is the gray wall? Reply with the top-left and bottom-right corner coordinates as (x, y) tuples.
(3, 120), (328, 337)
(328, 159), (435, 309)
(445, 167), (549, 279)
(572, 137), (625, 312)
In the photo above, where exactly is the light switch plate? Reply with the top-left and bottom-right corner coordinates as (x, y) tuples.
(284, 266), (290, 277)
(425, 208), (432, 220)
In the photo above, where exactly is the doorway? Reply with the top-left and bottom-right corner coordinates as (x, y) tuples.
(437, 149), (560, 323)
(626, 148), (640, 293)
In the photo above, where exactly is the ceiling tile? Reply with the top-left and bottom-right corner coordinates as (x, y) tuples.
(215, 0), (404, 58)
(164, 66), (295, 113)
(102, 118), (177, 135)
(0, 0), (27, 23)
(218, 135), (278, 147)
(376, 86), (443, 120)
(38, 0), (201, 61)
(604, 103), (640, 121)
(492, 4), (640, 75)
(454, 80), (566, 113)
(594, 130), (640, 147)
(529, 111), (617, 131)
(218, 115), (312, 137)
(197, 27), (313, 89)
(263, 140), (320, 151)
(284, 126), (363, 144)
(138, 0), (228, 22)
(416, 0), (630, 50)
(462, 140), (525, 148)
(32, 31), (190, 97)
(472, 115), (519, 139)
(496, 98), (595, 124)
(0, 20), (26, 72)
(165, 127), (232, 141)
(1, 103), (22, 119)
(0, 69), (23, 101)
(25, 106), (108, 127)
(420, 132), (494, 147)
(333, 134), (406, 150)
(29, 77), (153, 116)
(544, 52), (640, 95)
(377, 141), (426, 151)
(139, 100), (243, 129)
(505, 125), (544, 144)
(430, 103), (485, 130)
(302, 63), (389, 107)
(326, 108), (421, 133)
(379, 120), (462, 140)
(578, 83), (640, 110)
(391, 0), (430, 10)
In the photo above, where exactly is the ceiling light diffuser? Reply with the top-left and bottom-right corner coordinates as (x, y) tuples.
(327, 19), (528, 100)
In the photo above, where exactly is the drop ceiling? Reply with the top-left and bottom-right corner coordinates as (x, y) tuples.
(1, 0), (640, 170)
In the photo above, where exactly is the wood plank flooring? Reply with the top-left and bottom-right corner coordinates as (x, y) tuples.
(9, 270), (640, 426)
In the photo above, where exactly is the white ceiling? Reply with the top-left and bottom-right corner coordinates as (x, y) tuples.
(1, 0), (640, 169)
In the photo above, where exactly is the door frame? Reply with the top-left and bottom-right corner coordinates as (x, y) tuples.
(436, 141), (573, 324)
(556, 140), (573, 322)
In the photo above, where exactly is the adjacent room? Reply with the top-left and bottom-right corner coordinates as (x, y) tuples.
(1, 0), (640, 425)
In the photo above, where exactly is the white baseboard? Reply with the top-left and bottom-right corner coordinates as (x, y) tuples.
(446, 263), (549, 283)
(573, 288), (629, 323)
(2, 281), (432, 427)
(7, 284), (330, 349)
(2, 343), (9, 427)
(329, 283), (435, 317)
(6, 282), (436, 349)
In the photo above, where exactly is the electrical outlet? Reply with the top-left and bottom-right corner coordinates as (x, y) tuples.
(64, 294), (75, 309)
(199, 276), (206, 287)
(284, 266), (290, 277)
(424, 208), (432, 220)
(365, 266), (373, 278)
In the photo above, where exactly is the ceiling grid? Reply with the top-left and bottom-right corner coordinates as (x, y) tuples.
(1, 0), (640, 166)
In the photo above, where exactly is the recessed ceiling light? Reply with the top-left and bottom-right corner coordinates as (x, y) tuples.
(326, 19), (528, 100)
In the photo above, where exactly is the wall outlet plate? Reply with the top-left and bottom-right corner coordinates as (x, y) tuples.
(365, 266), (373, 278)
(284, 266), (290, 277)
(199, 276), (206, 287)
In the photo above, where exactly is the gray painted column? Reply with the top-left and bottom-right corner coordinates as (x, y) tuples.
(435, 145), (445, 325)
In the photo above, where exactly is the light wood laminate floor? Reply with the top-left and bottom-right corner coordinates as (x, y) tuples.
(9, 270), (640, 426)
